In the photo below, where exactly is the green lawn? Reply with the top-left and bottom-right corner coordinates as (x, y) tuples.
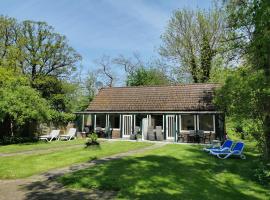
(0, 139), (86, 154)
(59, 143), (270, 200)
(0, 141), (152, 179)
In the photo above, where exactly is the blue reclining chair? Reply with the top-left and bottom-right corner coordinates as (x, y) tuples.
(203, 140), (233, 152)
(210, 141), (246, 159)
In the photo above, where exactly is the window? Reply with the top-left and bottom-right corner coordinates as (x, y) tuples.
(181, 115), (195, 130)
(96, 114), (106, 128)
(136, 114), (147, 127)
(199, 115), (214, 131)
(151, 115), (163, 128)
(110, 114), (120, 129)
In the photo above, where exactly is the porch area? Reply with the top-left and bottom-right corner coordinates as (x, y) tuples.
(75, 112), (225, 144)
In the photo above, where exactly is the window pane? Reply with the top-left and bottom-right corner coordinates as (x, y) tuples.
(96, 114), (106, 128)
(199, 115), (214, 131)
(110, 114), (120, 128)
(181, 115), (195, 130)
(136, 114), (147, 127)
(151, 115), (163, 128)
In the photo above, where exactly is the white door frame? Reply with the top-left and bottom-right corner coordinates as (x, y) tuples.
(166, 115), (175, 139)
(122, 115), (133, 137)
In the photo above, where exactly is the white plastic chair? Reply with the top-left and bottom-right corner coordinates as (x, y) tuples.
(39, 130), (60, 142)
(59, 128), (77, 141)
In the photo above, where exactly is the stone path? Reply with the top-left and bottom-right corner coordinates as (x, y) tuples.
(0, 142), (166, 200)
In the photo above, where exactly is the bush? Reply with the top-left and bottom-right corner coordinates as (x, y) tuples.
(253, 162), (270, 186)
(85, 132), (99, 147)
(0, 136), (38, 145)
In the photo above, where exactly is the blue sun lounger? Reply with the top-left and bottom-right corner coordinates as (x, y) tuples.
(203, 140), (233, 152)
(210, 141), (246, 159)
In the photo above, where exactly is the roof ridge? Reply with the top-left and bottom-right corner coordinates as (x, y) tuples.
(100, 83), (220, 90)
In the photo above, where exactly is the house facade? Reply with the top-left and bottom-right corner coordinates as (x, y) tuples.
(76, 83), (225, 142)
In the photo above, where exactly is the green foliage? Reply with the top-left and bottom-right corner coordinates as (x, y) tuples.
(0, 16), (82, 136)
(86, 132), (99, 146)
(0, 68), (51, 131)
(160, 5), (228, 83)
(221, 0), (270, 160)
(214, 66), (270, 157)
(49, 111), (75, 126)
(253, 162), (270, 186)
(0, 136), (38, 145)
(127, 68), (170, 86)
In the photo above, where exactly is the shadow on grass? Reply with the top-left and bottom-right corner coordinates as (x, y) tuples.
(20, 145), (269, 200)
(21, 179), (116, 200)
(57, 147), (268, 200)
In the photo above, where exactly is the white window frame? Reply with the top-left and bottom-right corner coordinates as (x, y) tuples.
(109, 114), (120, 130)
(180, 114), (196, 132)
(197, 114), (215, 133)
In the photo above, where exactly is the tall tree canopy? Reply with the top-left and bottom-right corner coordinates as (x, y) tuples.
(160, 6), (227, 83)
(0, 16), (81, 136)
(0, 16), (81, 79)
(126, 67), (170, 86)
(216, 0), (270, 160)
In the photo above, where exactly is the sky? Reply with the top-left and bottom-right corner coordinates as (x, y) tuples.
(0, 0), (212, 76)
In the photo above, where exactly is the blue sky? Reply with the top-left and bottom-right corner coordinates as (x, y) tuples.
(0, 0), (212, 74)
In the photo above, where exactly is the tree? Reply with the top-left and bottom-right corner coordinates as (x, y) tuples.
(70, 71), (97, 111)
(95, 55), (115, 87)
(0, 68), (51, 136)
(19, 20), (81, 80)
(216, 0), (270, 160)
(0, 16), (81, 136)
(126, 67), (170, 86)
(160, 6), (227, 83)
(113, 53), (142, 76)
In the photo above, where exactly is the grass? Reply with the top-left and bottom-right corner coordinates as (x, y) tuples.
(59, 143), (270, 200)
(0, 139), (86, 154)
(0, 141), (152, 179)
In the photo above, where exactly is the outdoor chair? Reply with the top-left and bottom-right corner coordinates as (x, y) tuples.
(130, 126), (140, 140)
(147, 126), (155, 141)
(59, 128), (76, 141)
(134, 126), (140, 135)
(155, 126), (164, 141)
(178, 132), (189, 143)
(39, 130), (60, 142)
(95, 127), (105, 138)
(203, 132), (212, 143)
(210, 141), (246, 159)
(203, 139), (233, 152)
(197, 130), (204, 143)
(187, 130), (196, 143)
(178, 132), (184, 142)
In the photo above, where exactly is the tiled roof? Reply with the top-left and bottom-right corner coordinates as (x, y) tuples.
(86, 84), (220, 112)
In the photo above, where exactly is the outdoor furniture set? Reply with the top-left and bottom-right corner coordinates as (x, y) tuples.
(39, 128), (77, 142)
(178, 130), (212, 143)
(203, 139), (246, 159)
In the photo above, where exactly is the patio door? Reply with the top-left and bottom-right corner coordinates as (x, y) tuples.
(166, 115), (175, 139)
(122, 115), (133, 137)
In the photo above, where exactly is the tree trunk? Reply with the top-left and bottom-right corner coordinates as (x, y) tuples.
(10, 119), (14, 137)
(263, 115), (270, 160)
(190, 56), (198, 83)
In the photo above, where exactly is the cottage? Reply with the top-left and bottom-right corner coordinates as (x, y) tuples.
(76, 83), (225, 143)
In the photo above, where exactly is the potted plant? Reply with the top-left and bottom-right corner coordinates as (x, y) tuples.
(136, 131), (142, 141)
(85, 132), (100, 147)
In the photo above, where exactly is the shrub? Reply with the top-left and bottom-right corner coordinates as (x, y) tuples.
(85, 132), (99, 147)
(0, 136), (38, 145)
(253, 162), (270, 186)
